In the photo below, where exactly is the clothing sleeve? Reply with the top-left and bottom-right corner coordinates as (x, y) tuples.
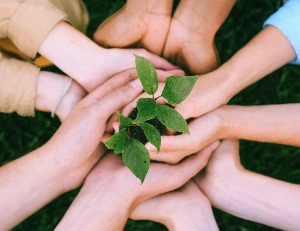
(263, 0), (300, 65)
(0, 0), (68, 59)
(0, 52), (39, 116)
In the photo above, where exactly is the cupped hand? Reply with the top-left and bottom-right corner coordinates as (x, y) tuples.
(83, 141), (219, 208)
(93, 1), (172, 55)
(44, 68), (144, 170)
(146, 109), (223, 164)
(130, 180), (218, 231)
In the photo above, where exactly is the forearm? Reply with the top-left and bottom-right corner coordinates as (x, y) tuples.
(38, 21), (108, 91)
(213, 169), (300, 230)
(0, 147), (69, 230)
(219, 26), (296, 99)
(35, 71), (86, 121)
(218, 104), (300, 146)
(55, 181), (132, 231)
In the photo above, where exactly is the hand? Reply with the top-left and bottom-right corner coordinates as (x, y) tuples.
(194, 139), (243, 204)
(93, 0), (173, 55)
(44, 68), (144, 175)
(175, 70), (232, 120)
(130, 181), (219, 231)
(55, 142), (219, 231)
(195, 139), (300, 231)
(39, 21), (181, 92)
(147, 109), (223, 164)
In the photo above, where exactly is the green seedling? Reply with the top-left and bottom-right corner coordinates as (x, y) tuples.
(104, 55), (197, 183)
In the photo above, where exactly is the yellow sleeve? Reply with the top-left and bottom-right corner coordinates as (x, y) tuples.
(0, 0), (68, 59)
(0, 52), (39, 116)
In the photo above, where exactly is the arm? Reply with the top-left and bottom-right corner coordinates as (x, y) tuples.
(148, 104), (300, 163)
(176, 25), (296, 119)
(0, 69), (145, 230)
(196, 139), (300, 231)
(38, 21), (180, 92)
(55, 142), (219, 231)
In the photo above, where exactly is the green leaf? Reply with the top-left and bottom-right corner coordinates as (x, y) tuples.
(104, 130), (129, 154)
(118, 112), (133, 130)
(135, 55), (158, 95)
(162, 75), (198, 104)
(122, 138), (150, 183)
(140, 122), (161, 152)
(157, 105), (189, 133)
(135, 98), (158, 123)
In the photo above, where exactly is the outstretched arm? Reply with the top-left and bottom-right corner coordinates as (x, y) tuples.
(148, 103), (300, 164)
(196, 139), (300, 231)
(0, 69), (146, 230)
(176, 25), (296, 119)
(38, 21), (180, 92)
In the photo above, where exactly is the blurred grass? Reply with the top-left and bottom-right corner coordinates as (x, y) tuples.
(0, 0), (299, 230)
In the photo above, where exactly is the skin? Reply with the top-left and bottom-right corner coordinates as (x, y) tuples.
(195, 139), (300, 230)
(147, 104), (300, 163)
(175, 25), (296, 120)
(55, 142), (219, 231)
(94, 0), (173, 55)
(38, 21), (181, 92)
(34, 67), (184, 121)
(163, 0), (236, 74)
(94, 0), (236, 74)
(130, 180), (219, 231)
(0, 69), (146, 230)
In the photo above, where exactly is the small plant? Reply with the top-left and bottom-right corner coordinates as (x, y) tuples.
(104, 55), (197, 183)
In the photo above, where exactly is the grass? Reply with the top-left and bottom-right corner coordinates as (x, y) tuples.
(0, 0), (299, 230)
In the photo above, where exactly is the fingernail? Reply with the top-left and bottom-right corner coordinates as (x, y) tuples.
(129, 78), (143, 89)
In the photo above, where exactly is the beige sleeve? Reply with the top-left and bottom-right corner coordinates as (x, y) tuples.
(0, 0), (68, 59)
(0, 52), (39, 116)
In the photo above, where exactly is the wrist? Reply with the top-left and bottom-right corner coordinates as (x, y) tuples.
(212, 62), (243, 101)
(38, 21), (109, 92)
(35, 71), (86, 121)
(213, 105), (238, 140)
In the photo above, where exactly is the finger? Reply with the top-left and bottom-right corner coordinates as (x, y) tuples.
(106, 113), (119, 133)
(94, 79), (143, 120)
(147, 133), (196, 153)
(134, 50), (182, 71)
(156, 143), (219, 190)
(156, 69), (185, 82)
(82, 68), (139, 106)
(101, 133), (112, 143)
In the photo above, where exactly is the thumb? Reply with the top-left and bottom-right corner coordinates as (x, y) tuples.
(93, 78), (143, 120)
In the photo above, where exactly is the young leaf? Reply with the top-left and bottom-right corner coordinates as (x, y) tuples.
(135, 55), (158, 95)
(118, 112), (133, 130)
(157, 105), (189, 133)
(135, 98), (158, 123)
(162, 75), (198, 104)
(122, 138), (150, 183)
(140, 122), (161, 152)
(104, 130), (129, 154)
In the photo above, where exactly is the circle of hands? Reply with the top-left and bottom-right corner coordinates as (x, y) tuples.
(16, 1), (297, 231)
(53, 1), (235, 230)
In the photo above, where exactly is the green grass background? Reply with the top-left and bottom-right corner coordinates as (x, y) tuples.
(0, 0), (299, 230)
